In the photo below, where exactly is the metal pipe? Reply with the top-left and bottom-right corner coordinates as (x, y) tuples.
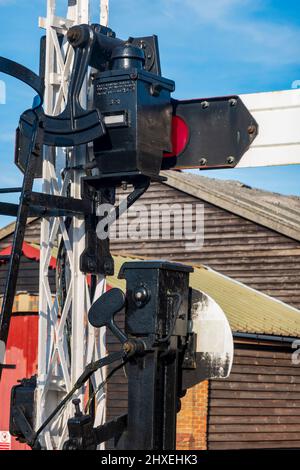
(0, 187), (22, 193)
(233, 331), (298, 344)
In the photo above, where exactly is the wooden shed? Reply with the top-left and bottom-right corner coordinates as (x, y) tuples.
(0, 171), (300, 450)
(208, 342), (300, 450)
(111, 170), (300, 450)
(111, 170), (300, 310)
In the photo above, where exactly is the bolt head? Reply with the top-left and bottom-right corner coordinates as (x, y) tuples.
(133, 286), (149, 307)
(130, 72), (138, 80)
(134, 287), (148, 302)
(123, 342), (134, 354)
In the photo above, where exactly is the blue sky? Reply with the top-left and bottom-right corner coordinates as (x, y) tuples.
(0, 0), (300, 226)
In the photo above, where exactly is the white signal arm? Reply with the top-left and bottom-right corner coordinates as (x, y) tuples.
(239, 88), (300, 168)
(100, 0), (109, 26)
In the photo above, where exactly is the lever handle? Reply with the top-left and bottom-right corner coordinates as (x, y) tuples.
(88, 288), (128, 344)
(65, 25), (94, 122)
(43, 24), (106, 147)
(72, 398), (82, 417)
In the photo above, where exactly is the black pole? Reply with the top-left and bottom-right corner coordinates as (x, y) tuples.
(118, 261), (193, 450)
(125, 347), (179, 450)
(0, 110), (42, 377)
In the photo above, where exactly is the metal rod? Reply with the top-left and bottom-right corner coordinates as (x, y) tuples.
(0, 187), (22, 194)
(233, 331), (298, 344)
(29, 192), (93, 215)
(0, 113), (41, 375)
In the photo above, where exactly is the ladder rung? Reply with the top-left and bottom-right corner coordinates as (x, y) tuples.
(0, 363), (16, 370)
(0, 255), (11, 261)
(0, 187), (22, 194)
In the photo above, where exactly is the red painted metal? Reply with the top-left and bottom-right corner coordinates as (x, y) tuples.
(0, 314), (38, 450)
(0, 242), (56, 270)
(0, 249), (104, 451)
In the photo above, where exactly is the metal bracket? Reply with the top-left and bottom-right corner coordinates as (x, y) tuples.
(80, 176), (151, 276)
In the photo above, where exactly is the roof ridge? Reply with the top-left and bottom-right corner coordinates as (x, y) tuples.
(161, 171), (300, 242)
(0, 217), (38, 241)
(180, 172), (300, 200)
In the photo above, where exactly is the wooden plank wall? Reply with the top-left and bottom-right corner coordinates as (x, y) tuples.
(2, 182), (299, 308)
(0, 219), (41, 250)
(0, 256), (56, 295)
(208, 345), (300, 449)
(106, 314), (128, 421)
(0, 219), (55, 296)
(105, 315), (128, 449)
(109, 182), (300, 429)
(111, 182), (300, 309)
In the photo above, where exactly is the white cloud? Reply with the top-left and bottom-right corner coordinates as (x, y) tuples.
(185, 0), (255, 22)
(0, 132), (14, 143)
(161, 0), (300, 66)
(161, 0), (258, 22)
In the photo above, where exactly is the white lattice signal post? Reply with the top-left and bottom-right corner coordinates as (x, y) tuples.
(36, 0), (107, 449)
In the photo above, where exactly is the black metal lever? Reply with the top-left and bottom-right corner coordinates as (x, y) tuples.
(0, 56), (44, 107)
(43, 25), (105, 147)
(1, 27), (106, 149)
(88, 288), (128, 344)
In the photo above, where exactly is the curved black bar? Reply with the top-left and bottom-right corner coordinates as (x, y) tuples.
(0, 56), (44, 107)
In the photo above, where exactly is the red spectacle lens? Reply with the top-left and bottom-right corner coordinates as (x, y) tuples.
(163, 115), (189, 158)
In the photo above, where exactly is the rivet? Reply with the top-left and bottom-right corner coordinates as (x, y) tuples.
(201, 101), (209, 109)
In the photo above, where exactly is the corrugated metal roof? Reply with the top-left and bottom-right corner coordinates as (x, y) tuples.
(161, 171), (300, 242)
(29, 243), (300, 337)
(107, 254), (300, 338)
